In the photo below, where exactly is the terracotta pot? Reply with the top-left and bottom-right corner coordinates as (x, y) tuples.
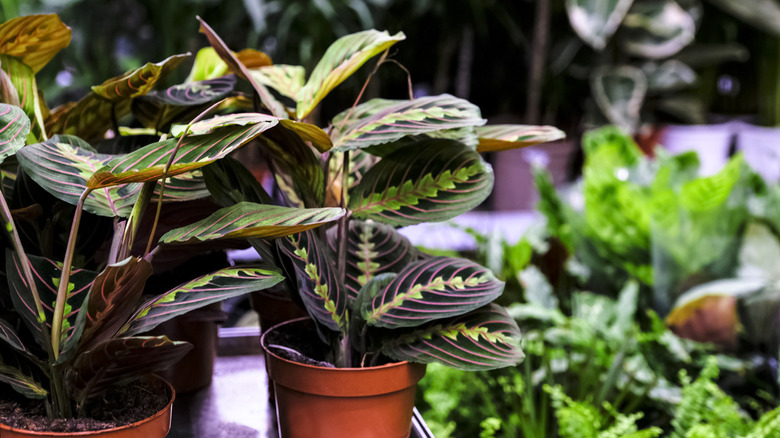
(261, 317), (427, 438)
(0, 377), (174, 438)
(250, 287), (307, 334)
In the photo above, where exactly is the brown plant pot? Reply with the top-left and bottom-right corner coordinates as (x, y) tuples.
(0, 377), (174, 438)
(261, 317), (427, 438)
(250, 288), (307, 334)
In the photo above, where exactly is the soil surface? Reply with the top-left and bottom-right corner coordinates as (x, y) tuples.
(0, 378), (169, 432)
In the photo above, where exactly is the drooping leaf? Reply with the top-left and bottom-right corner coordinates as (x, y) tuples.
(66, 336), (192, 402)
(279, 230), (346, 331)
(0, 364), (47, 399)
(122, 266), (284, 336)
(475, 124), (566, 153)
(249, 64), (306, 100)
(0, 55), (47, 142)
(77, 257), (152, 352)
(621, 0), (696, 59)
(0, 67), (19, 106)
(90, 54), (189, 101)
(159, 202), (344, 244)
(348, 138), (494, 227)
(296, 30), (406, 119)
(327, 219), (417, 301)
(590, 65), (647, 133)
(196, 16), (286, 118)
(0, 103), (30, 164)
(0, 14), (71, 73)
(329, 94), (485, 152)
(88, 118), (278, 189)
(0, 317), (27, 353)
(361, 256), (504, 329)
(6, 251), (96, 359)
(186, 47), (230, 82)
(379, 304), (524, 371)
(565, 0), (634, 50)
(279, 119), (333, 153)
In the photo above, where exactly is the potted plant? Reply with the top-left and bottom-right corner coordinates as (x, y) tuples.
(185, 17), (565, 437)
(0, 14), (346, 436)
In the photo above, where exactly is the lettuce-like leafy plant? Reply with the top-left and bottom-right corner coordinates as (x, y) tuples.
(0, 14), (345, 420)
(191, 18), (568, 370)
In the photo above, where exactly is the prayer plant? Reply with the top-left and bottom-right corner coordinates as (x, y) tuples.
(189, 19), (565, 370)
(0, 14), (345, 419)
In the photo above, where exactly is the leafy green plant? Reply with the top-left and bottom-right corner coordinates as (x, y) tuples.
(0, 14), (348, 423)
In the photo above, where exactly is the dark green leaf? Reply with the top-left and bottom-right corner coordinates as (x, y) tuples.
(0, 317), (27, 353)
(0, 364), (47, 399)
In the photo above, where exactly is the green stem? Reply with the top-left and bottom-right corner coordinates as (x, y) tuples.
(51, 366), (71, 418)
(116, 181), (155, 261)
(51, 190), (90, 359)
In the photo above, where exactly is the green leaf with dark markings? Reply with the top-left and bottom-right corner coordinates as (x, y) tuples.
(280, 231), (346, 331)
(46, 92), (127, 144)
(379, 304), (524, 371)
(0, 104), (30, 164)
(91, 54), (189, 101)
(259, 124), (325, 208)
(348, 138), (494, 226)
(0, 364), (47, 399)
(327, 220), (417, 301)
(361, 256), (504, 329)
(87, 116), (277, 189)
(296, 30), (405, 119)
(0, 14), (71, 73)
(122, 266), (284, 336)
(330, 94), (485, 152)
(160, 202), (344, 244)
(202, 156), (274, 208)
(475, 124), (567, 153)
(66, 336), (192, 402)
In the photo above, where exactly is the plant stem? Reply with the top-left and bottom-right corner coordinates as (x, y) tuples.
(51, 190), (89, 359)
(117, 181), (154, 260)
(50, 365), (71, 418)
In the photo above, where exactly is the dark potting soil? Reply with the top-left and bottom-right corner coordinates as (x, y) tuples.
(0, 378), (169, 432)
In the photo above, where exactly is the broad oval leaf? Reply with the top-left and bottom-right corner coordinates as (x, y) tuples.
(0, 317), (27, 353)
(279, 119), (332, 153)
(186, 47), (230, 82)
(590, 65), (647, 133)
(330, 94), (485, 152)
(6, 251), (96, 360)
(143, 75), (236, 106)
(159, 202), (344, 244)
(171, 113), (277, 137)
(66, 336), (192, 402)
(279, 230), (346, 331)
(327, 219), (417, 301)
(566, 0), (634, 50)
(348, 138), (494, 227)
(621, 0), (696, 59)
(122, 266), (283, 336)
(296, 30), (406, 120)
(379, 304), (524, 371)
(0, 364), (47, 399)
(361, 256), (504, 329)
(88, 119), (277, 189)
(0, 104), (30, 164)
(476, 124), (566, 153)
(0, 14), (71, 73)
(249, 64), (306, 100)
(91, 54), (189, 101)
(260, 124), (325, 208)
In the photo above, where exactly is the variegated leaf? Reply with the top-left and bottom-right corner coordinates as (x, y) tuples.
(249, 64), (306, 100)
(260, 124), (325, 208)
(171, 113), (277, 137)
(330, 94), (485, 152)
(279, 119), (332, 153)
(296, 30), (405, 120)
(78, 257), (152, 352)
(152, 170), (210, 202)
(142, 75), (236, 106)
(0, 14), (71, 73)
(159, 202), (344, 244)
(621, 0), (696, 59)
(348, 138), (494, 226)
(379, 304), (524, 371)
(0, 67), (19, 106)
(46, 94), (131, 144)
(565, 0), (634, 50)
(0, 364), (47, 399)
(202, 156), (274, 207)
(186, 47), (230, 82)
(91, 54), (189, 101)
(280, 230), (346, 331)
(196, 17), (286, 118)
(476, 124), (566, 153)
(66, 336), (192, 401)
(361, 256), (504, 329)
(88, 119), (277, 189)
(6, 251), (96, 359)
(327, 220), (417, 301)
(590, 65), (647, 133)
(0, 55), (47, 142)
(0, 317), (26, 352)
(122, 266), (284, 336)
(0, 104), (30, 164)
